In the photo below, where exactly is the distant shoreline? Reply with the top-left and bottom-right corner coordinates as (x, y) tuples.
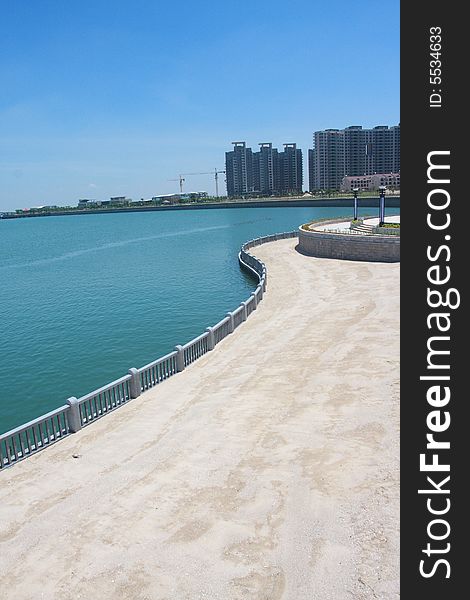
(1, 196), (400, 220)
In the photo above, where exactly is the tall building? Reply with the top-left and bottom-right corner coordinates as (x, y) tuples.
(226, 141), (304, 197)
(344, 126), (367, 178)
(308, 149), (315, 193)
(392, 125), (400, 173)
(252, 151), (260, 194)
(366, 126), (396, 174)
(280, 143), (303, 194)
(258, 143), (280, 195)
(309, 124), (400, 191)
(225, 142), (253, 197)
(310, 129), (345, 191)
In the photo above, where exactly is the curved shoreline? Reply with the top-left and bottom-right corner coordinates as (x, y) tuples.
(0, 232), (295, 468)
(0, 237), (400, 598)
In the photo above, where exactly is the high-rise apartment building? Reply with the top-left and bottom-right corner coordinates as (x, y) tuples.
(280, 143), (303, 194)
(258, 143), (280, 194)
(344, 126), (367, 178)
(225, 142), (253, 197)
(310, 129), (345, 191)
(392, 125), (400, 173)
(308, 149), (315, 193)
(309, 124), (400, 191)
(225, 141), (303, 197)
(366, 125), (398, 174)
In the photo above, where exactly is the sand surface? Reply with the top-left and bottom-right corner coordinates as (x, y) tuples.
(0, 239), (400, 599)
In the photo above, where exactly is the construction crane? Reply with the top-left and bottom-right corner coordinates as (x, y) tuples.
(169, 169), (226, 197)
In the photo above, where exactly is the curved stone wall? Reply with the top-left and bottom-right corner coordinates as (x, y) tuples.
(298, 227), (400, 263)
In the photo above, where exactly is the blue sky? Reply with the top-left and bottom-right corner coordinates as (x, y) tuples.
(0, 0), (399, 210)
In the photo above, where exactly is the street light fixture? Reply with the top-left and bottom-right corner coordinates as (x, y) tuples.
(352, 188), (359, 221)
(379, 185), (386, 226)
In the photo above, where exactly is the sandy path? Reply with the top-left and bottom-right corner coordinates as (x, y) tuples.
(0, 239), (399, 600)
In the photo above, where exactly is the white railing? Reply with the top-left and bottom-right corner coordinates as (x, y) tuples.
(182, 332), (210, 366)
(213, 316), (232, 344)
(232, 305), (245, 329)
(139, 351), (178, 391)
(0, 229), (298, 470)
(246, 295), (256, 317)
(0, 405), (71, 466)
(75, 374), (132, 427)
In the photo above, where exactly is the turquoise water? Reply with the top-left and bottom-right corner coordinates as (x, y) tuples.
(0, 206), (398, 433)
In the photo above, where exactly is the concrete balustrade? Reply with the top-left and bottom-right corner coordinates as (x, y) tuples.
(182, 333), (210, 366)
(75, 375), (132, 427)
(226, 312), (235, 334)
(128, 368), (141, 399)
(213, 316), (231, 344)
(206, 327), (215, 350)
(0, 405), (71, 466)
(139, 351), (178, 391)
(175, 345), (185, 372)
(232, 306), (245, 329)
(67, 396), (82, 433)
(0, 229), (298, 470)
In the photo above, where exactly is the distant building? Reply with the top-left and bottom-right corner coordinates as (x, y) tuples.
(257, 143), (280, 195)
(279, 143), (303, 194)
(252, 151), (260, 193)
(151, 194), (180, 204)
(78, 197), (131, 207)
(109, 196), (131, 205)
(310, 129), (345, 191)
(344, 126), (367, 179)
(151, 191), (208, 204)
(225, 141), (303, 197)
(78, 198), (95, 207)
(225, 142), (254, 197)
(309, 124), (400, 191)
(341, 173), (400, 192)
(308, 149), (315, 193)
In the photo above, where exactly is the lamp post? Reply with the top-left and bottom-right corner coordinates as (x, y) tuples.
(379, 185), (386, 226)
(353, 188), (359, 221)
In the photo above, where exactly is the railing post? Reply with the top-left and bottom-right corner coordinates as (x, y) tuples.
(206, 326), (215, 350)
(240, 301), (248, 321)
(66, 396), (82, 433)
(175, 345), (185, 372)
(251, 291), (258, 309)
(257, 284), (263, 300)
(262, 271), (267, 291)
(226, 312), (234, 333)
(128, 368), (141, 399)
